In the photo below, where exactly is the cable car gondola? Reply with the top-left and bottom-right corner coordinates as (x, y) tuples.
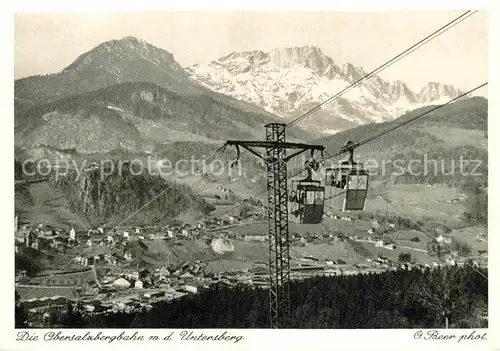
(289, 159), (324, 224)
(324, 141), (369, 212)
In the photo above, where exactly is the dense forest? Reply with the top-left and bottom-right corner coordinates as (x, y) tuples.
(15, 160), (214, 226)
(29, 264), (487, 329)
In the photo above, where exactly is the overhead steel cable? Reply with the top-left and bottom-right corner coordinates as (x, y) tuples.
(320, 82), (488, 162)
(223, 83), (487, 211)
(287, 10), (477, 127)
(114, 143), (227, 228)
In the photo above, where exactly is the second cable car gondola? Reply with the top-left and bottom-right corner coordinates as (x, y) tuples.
(289, 159), (324, 224)
(324, 141), (369, 212)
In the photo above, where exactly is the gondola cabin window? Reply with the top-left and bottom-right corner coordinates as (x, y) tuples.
(290, 175), (325, 224)
(306, 191), (315, 205)
(305, 189), (324, 205)
(348, 174), (368, 190)
(315, 190), (324, 204)
(325, 165), (369, 212)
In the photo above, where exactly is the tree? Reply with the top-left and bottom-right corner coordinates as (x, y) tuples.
(15, 291), (26, 328)
(461, 179), (488, 225)
(239, 203), (253, 219)
(398, 252), (412, 263)
(413, 267), (469, 328)
(451, 239), (472, 257)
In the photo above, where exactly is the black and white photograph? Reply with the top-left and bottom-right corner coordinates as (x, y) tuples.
(9, 7), (492, 337)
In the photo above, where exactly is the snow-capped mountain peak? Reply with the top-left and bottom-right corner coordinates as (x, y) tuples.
(418, 82), (463, 104)
(187, 46), (463, 134)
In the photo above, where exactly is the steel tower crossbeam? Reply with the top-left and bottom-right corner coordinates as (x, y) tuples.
(224, 123), (324, 328)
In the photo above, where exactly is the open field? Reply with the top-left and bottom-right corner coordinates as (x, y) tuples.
(15, 181), (89, 230)
(356, 241), (435, 264)
(449, 225), (488, 253)
(366, 183), (466, 224)
(424, 126), (487, 149)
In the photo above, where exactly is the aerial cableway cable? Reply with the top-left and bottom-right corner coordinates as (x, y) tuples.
(216, 83), (487, 219)
(287, 10), (477, 127)
(320, 82), (488, 163)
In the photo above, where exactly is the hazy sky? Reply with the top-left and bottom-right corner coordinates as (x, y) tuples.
(15, 11), (488, 94)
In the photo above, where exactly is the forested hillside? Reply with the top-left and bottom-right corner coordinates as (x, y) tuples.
(15, 82), (310, 155)
(52, 162), (215, 226)
(318, 97), (487, 157)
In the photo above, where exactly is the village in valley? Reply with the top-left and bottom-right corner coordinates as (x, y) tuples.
(15, 186), (488, 327)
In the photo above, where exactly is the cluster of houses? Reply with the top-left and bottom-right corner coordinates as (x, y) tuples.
(15, 224), (74, 253)
(324, 213), (355, 221)
(15, 256), (226, 322)
(214, 186), (237, 201)
(15, 213), (250, 259)
(98, 260), (212, 296)
(441, 193), (468, 204)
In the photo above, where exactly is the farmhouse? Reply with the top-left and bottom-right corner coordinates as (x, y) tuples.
(244, 234), (267, 242)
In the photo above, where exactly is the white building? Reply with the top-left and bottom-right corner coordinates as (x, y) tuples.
(244, 234), (267, 242)
(182, 285), (198, 294)
(69, 228), (76, 241)
(134, 280), (143, 289)
(446, 257), (456, 266)
(123, 232), (129, 238)
(113, 277), (131, 289)
(436, 235), (452, 245)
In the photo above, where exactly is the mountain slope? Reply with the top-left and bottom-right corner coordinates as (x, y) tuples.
(14, 36), (299, 131)
(15, 36), (201, 111)
(187, 46), (465, 134)
(313, 97), (487, 185)
(15, 81), (309, 155)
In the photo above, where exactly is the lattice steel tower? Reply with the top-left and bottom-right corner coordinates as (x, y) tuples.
(226, 123), (324, 328)
(265, 123), (291, 328)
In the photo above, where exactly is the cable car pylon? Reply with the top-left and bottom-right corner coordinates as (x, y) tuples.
(225, 123), (324, 328)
